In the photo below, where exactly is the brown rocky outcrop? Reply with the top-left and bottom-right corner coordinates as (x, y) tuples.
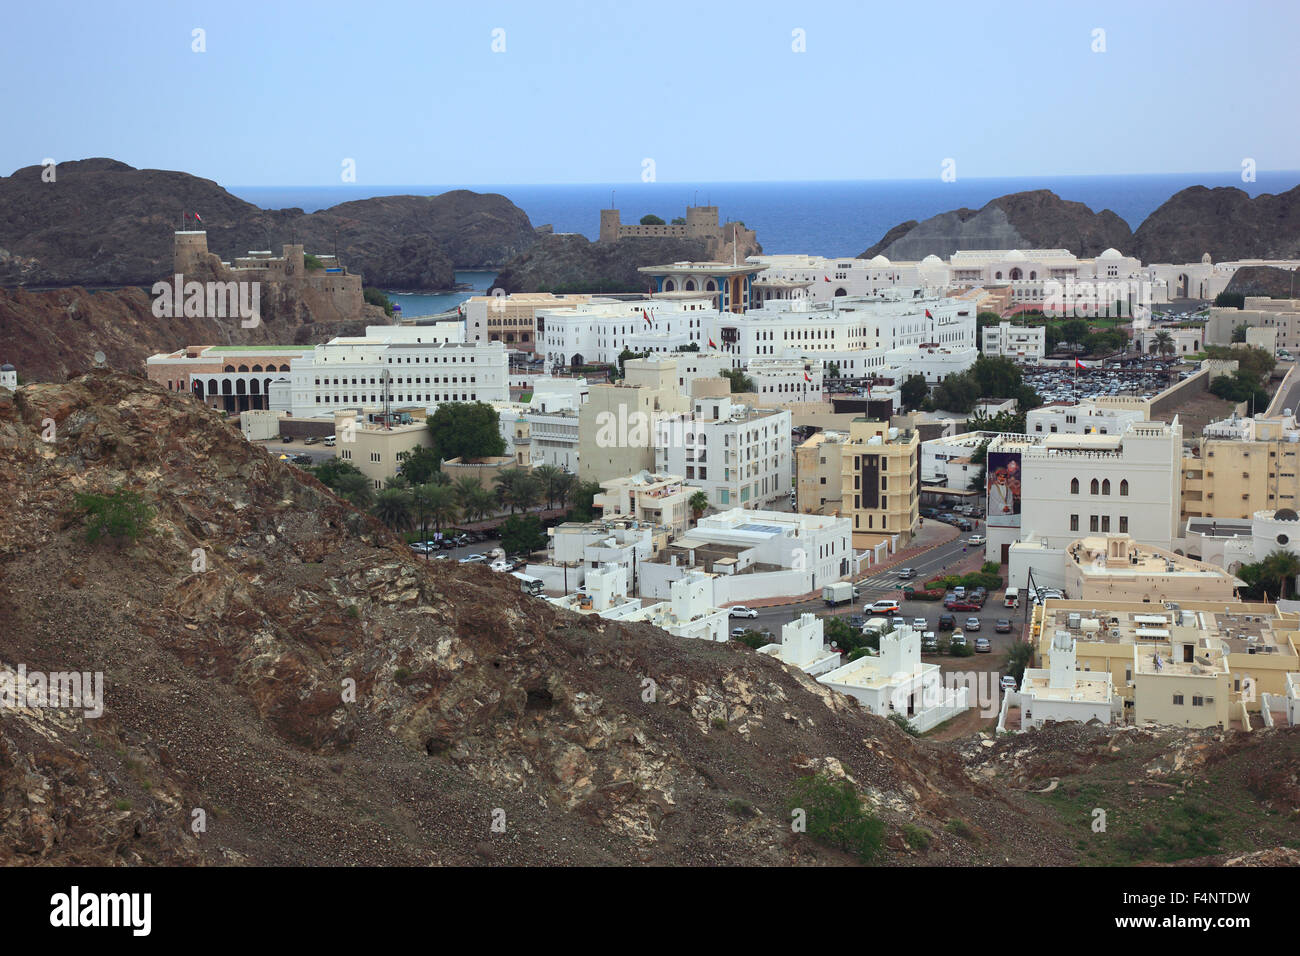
(1132, 185), (1300, 264)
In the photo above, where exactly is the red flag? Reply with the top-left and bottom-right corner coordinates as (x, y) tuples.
(1075, 359), (1086, 369)
(642, 309), (651, 325)
(193, 212), (203, 223)
(823, 276), (830, 282)
(708, 338), (716, 349)
(925, 309), (933, 319)
(803, 372), (811, 382)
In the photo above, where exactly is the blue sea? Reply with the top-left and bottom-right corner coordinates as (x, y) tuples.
(231, 171), (1300, 260)
(231, 171), (1300, 316)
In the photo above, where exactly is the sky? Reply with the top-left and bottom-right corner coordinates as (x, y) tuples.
(3, 0), (1298, 187)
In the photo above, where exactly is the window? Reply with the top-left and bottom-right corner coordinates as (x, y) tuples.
(1191, 696), (1204, 707)
(1120, 479), (1129, 496)
(1090, 478), (1099, 495)
(1090, 515), (1099, 532)
(1070, 478), (1079, 494)
(1172, 694), (1184, 706)
(1119, 516), (1128, 533)
(1102, 479), (1111, 496)
(1101, 516), (1110, 532)
(1070, 514), (1079, 531)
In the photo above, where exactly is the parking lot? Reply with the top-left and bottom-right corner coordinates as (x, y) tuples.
(1021, 360), (1189, 406)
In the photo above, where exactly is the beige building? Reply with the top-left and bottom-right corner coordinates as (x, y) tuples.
(578, 358), (689, 483)
(1183, 413), (1300, 521)
(839, 419), (920, 549)
(1063, 535), (1240, 604)
(592, 471), (692, 538)
(463, 292), (595, 352)
(1032, 598), (1300, 729)
(333, 412), (432, 490)
(795, 430), (847, 515)
(1207, 297), (1300, 350)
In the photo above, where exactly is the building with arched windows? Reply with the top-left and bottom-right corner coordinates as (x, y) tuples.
(145, 345), (312, 413)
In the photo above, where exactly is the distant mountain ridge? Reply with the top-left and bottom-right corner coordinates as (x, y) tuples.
(0, 159), (539, 290)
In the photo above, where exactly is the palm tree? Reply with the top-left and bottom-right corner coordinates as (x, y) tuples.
(1261, 548), (1300, 599)
(552, 472), (577, 510)
(688, 490), (710, 523)
(452, 474), (481, 508)
(532, 464), (564, 509)
(1154, 330), (1175, 359)
(428, 470), (451, 487)
(372, 488), (413, 532)
(505, 474), (543, 514)
(494, 467), (527, 513)
(385, 474), (409, 490)
(1005, 640), (1034, 684)
(424, 484), (461, 534)
(463, 485), (498, 523)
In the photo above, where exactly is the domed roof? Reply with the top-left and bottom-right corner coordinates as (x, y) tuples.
(1275, 508), (1299, 521)
(1005, 249), (1026, 261)
(869, 254), (890, 266)
(0, 364), (13, 372)
(1201, 252), (1212, 264)
(1099, 247), (1122, 260)
(920, 254), (943, 266)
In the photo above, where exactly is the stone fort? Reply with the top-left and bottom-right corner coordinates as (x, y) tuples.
(172, 230), (366, 324)
(598, 204), (758, 260)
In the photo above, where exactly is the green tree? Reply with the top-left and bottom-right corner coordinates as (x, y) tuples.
(532, 464), (566, 510)
(73, 488), (153, 545)
(568, 480), (603, 521)
(675, 342), (700, 352)
(399, 445), (441, 484)
(372, 488), (414, 531)
(312, 459), (373, 509)
(720, 368), (756, 393)
(786, 774), (885, 863)
(304, 253), (324, 271)
(1231, 323), (1248, 343)
(1005, 640), (1034, 684)
(463, 485), (498, 523)
(426, 403), (506, 463)
(639, 214), (666, 225)
(1261, 549), (1300, 599)
(420, 484), (461, 535)
(1214, 291), (1245, 309)
(1154, 330), (1175, 359)
(1061, 319), (1090, 349)
(826, 361), (840, 378)
(363, 286), (394, 316)
(499, 513), (547, 555)
(901, 374), (928, 411)
(688, 490), (710, 521)
(617, 348), (650, 378)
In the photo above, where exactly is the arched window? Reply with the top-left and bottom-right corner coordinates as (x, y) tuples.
(1102, 479), (1111, 495)
(1120, 479), (1129, 496)
(1090, 478), (1099, 495)
(1070, 478), (1079, 494)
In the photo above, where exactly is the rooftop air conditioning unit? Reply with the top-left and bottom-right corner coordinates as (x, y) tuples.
(1110, 629), (1122, 638)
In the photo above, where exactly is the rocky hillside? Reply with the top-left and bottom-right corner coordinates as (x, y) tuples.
(491, 231), (762, 295)
(0, 371), (1065, 866)
(1223, 265), (1300, 300)
(859, 190), (1134, 260)
(0, 159), (538, 289)
(0, 286), (385, 383)
(1132, 185), (1300, 264)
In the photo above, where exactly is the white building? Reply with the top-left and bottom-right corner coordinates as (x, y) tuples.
(654, 395), (792, 510)
(1005, 419), (1184, 586)
(882, 345), (979, 384)
(1004, 630), (1119, 732)
(540, 293), (718, 370)
(608, 570), (730, 643)
(592, 471), (692, 538)
(817, 624), (970, 733)
(982, 321), (1046, 362)
(0, 362), (16, 390)
(758, 613), (842, 676)
(640, 508), (858, 604)
(1026, 400), (1146, 437)
(282, 328), (508, 418)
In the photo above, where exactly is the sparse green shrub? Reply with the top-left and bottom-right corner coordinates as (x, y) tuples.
(887, 713), (919, 736)
(902, 824), (933, 850)
(73, 488), (153, 545)
(788, 773), (886, 863)
(945, 818), (976, 840)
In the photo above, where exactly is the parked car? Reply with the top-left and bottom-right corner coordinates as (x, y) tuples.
(974, 637), (992, 653)
(729, 606), (758, 619)
(912, 617), (927, 630)
(731, 627), (751, 638)
(439, 538), (458, 550)
(1001, 675), (1018, 691)
(953, 586), (967, 599)
(848, 615), (865, 630)
(965, 616), (981, 631)
(323, 437), (336, 447)
(409, 541), (436, 554)
(895, 567), (917, 579)
(995, 618), (1013, 633)
(967, 534), (986, 546)
(956, 519), (974, 531)
(866, 599), (901, 615)
(279, 434), (294, 443)
(950, 631), (967, 647)
(458, 553), (487, 564)
(938, 613), (956, 631)
(921, 632), (938, 652)
(291, 454), (313, 465)
(303, 436), (321, 445)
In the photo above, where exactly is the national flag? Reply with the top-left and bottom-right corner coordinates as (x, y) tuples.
(925, 309), (933, 319)
(193, 212), (203, 223)
(1075, 359), (1087, 370)
(642, 309), (651, 325)
(803, 372), (811, 383)
(708, 337), (716, 349)
(823, 276), (830, 282)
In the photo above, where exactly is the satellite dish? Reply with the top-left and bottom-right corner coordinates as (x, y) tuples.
(93, 351), (106, 367)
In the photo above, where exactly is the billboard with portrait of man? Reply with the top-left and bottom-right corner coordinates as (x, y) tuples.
(986, 451), (1022, 528)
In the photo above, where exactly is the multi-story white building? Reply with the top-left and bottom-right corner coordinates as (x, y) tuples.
(882, 345), (979, 384)
(279, 327), (508, 418)
(540, 293), (718, 370)
(758, 613), (842, 677)
(982, 320), (1046, 362)
(1003, 419), (1184, 585)
(654, 394), (792, 510)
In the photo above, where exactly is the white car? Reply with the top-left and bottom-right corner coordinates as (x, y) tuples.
(489, 560), (510, 573)
(1000, 675), (1018, 691)
(458, 553), (487, 564)
(729, 606), (758, 619)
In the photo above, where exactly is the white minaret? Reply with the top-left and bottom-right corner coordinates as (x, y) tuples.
(0, 363), (16, 391)
(1048, 630), (1078, 690)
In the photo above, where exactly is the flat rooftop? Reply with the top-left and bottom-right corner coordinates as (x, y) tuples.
(1021, 671), (1113, 703)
